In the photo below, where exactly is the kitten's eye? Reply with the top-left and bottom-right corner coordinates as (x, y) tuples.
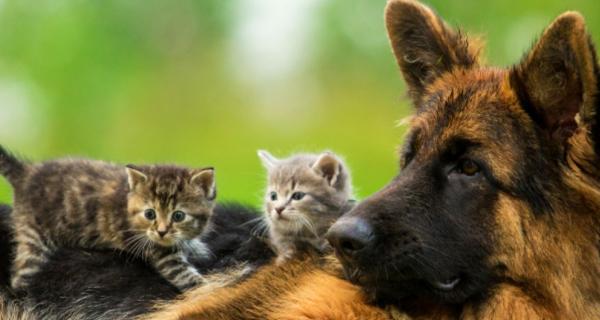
(144, 209), (156, 220)
(455, 159), (480, 176)
(269, 192), (278, 201)
(291, 192), (305, 201)
(172, 210), (186, 222)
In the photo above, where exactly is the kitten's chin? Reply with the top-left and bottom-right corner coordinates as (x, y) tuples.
(155, 240), (175, 247)
(272, 220), (303, 235)
(148, 235), (176, 247)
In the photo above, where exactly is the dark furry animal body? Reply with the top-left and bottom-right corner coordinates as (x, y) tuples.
(193, 203), (274, 274)
(24, 248), (179, 319)
(0, 203), (273, 319)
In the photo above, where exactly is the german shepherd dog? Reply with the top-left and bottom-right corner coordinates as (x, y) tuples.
(326, 0), (600, 318)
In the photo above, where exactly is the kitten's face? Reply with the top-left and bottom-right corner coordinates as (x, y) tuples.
(260, 151), (352, 237)
(125, 165), (216, 247)
(265, 176), (324, 235)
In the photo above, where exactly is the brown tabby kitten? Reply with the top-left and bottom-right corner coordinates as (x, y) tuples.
(257, 150), (354, 264)
(0, 146), (216, 291)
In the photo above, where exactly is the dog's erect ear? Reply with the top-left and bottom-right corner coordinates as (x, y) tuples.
(511, 12), (599, 147)
(385, 0), (479, 104)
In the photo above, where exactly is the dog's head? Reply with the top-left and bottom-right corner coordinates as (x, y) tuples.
(328, 0), (600, 306)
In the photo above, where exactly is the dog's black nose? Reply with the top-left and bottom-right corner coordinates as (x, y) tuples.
(327, 217), (373, 258)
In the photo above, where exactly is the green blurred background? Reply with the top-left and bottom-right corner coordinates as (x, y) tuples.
(0, 0), (598, 206)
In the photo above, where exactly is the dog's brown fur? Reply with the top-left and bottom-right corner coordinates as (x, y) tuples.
(140, 254), (391, 320)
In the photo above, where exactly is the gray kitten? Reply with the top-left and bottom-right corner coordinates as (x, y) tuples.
(257, 150), (354, 263)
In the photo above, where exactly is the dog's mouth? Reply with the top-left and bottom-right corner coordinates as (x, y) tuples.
(430, 277), (461, 291)
(340, 258), (473, 303)
(347, 264), (462, 293)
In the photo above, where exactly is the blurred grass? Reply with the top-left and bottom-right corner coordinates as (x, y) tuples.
(0, 0), (598, 207)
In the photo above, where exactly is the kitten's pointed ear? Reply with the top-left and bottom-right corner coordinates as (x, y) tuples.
(257, 150), (278, 170)
(125, 165), (147, 190)
(312, 152), (341, 187)
(191, 167), (216, 200)
(510, 12), (599, 146)
(385, 0), (479, 104)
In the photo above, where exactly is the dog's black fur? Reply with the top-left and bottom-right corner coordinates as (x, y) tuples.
(193, 203), (274, 273)
(0, 202), (274, 318)
(25, 248), (179, 318)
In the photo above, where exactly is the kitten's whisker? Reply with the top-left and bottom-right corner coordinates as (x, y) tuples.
(250, 218), (269, 238)
(123, 234), (147, 250)
(123, 235), (148, 257)
(299, 215), (318, 236)
(117, 229), (146, 234)
(134, 239), (145, 260)
(290, 214), (319, 239)
(141, 238), (154, 261)
(124, 234), (151, 261)
(122, 235), (141, 249)
(292, 219), (303, 235)
(238, 216), (266, 228)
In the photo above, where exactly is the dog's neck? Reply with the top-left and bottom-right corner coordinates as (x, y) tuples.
(485, 174), (600, 319)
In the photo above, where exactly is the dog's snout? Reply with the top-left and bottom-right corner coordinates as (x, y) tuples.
(327, 217), (374, 258)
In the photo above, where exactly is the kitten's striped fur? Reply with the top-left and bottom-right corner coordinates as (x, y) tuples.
(0, 146), (216, 291)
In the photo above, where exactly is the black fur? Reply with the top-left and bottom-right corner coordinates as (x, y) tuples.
(194, 203), (274, 273)
(25, 248), (179, 318)
(0, 202), (274, 317)
(0, 205), (13, 291)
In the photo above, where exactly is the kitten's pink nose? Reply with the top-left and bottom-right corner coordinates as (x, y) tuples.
(275, 207), (285, 215)
(157, 230), (167, 238)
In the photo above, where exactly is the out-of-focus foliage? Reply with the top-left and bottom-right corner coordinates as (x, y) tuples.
(0, 0), (598, 206)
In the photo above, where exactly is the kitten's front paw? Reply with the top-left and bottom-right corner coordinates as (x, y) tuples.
(174, 274), (205, 291)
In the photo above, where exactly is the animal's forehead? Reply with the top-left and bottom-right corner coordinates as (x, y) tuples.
(402, 69), (544, 185)
(269, 166), (320, 189)
(413, 68), (524, 141)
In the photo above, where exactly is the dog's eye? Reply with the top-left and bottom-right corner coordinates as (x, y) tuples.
(270, 192), (278, 201)
(456, 159), (480, 176)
